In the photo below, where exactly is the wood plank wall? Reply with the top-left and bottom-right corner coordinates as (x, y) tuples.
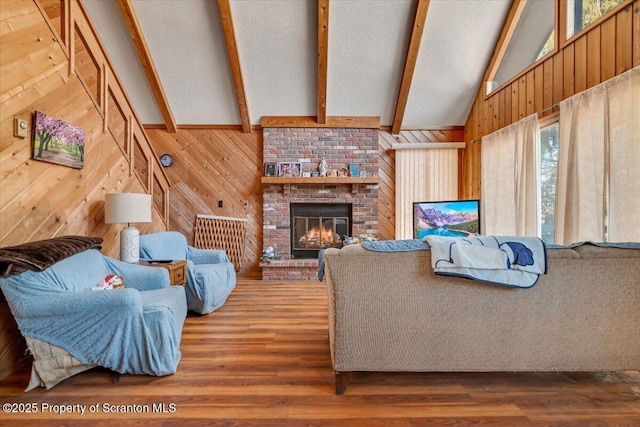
(145, 128), (263, 278)
(144, 127), (464, 276)
(461, 0), (639, 199)
(0, 0), (170, 380)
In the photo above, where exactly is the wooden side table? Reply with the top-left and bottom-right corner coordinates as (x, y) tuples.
(140, 260), (187, 286)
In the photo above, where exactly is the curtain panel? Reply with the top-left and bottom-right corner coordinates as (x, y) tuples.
(394, 146), (459, 239)
(481, 114), (540, 236)
(556, 66), (639, 244)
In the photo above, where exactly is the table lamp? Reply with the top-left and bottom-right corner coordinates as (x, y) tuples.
(105, 193), (152, 263)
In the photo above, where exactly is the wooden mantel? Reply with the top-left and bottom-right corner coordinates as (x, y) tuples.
(261, 176), (379, 194)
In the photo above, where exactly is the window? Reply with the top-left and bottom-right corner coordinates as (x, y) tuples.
(539, 121), (559, 244)
(566, 0), (624, 39)
(488, 0), (555, 93)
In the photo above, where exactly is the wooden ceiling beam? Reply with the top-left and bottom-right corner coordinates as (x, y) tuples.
(115, 0), (177, 133)
(391, 0), (430, 135)
(261, 116), (380, 129)
(218, 0), (252, 133)
(317, 0), (330, 124)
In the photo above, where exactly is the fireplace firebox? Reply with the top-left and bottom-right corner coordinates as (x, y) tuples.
(290, 203), (352, 259)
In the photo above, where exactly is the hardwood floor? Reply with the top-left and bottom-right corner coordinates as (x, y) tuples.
(1, 279), (639, 426)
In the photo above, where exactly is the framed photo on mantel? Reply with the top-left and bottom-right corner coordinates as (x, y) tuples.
(277, 162), (302, 177)
(264, 162), (277, 177)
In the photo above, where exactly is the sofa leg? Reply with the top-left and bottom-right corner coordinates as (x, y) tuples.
(334, 371), (351, 395)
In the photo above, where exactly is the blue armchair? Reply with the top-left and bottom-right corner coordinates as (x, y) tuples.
(0, 249), (187, 390)
(139, 231), (236, 314)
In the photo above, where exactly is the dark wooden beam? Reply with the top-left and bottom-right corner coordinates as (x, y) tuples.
(391, 0), (430, 135)
(218, 0), (252, 133)
(317, 0), (330, 124)
(115, 0), (177, 133)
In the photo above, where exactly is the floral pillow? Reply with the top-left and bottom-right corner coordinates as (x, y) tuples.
(91, 275), (124, 290)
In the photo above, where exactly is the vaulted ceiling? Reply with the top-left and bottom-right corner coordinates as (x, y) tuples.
(83, 0), (511, 130)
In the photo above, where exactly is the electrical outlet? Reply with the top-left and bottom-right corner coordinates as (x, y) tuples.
(218, 200), (223, 208)
(243, 200), (249, 208)
(13, 118), (28, 138)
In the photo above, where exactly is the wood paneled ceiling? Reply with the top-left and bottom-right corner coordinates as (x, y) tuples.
(82, 0), (511, 131)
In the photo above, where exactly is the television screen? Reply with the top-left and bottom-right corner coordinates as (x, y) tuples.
(413, 200), (480, 239)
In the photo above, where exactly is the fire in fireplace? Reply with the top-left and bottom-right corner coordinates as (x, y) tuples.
(290, 203), (352, 259)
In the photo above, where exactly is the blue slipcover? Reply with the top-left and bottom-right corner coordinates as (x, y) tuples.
(139, 231), (236, 314)
(0, 249), (187, 377)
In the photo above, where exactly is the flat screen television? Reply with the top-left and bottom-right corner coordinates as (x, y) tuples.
(413, 199), (480, 239)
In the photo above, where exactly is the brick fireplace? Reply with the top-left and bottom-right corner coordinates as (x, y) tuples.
(261, 127), (379, 280)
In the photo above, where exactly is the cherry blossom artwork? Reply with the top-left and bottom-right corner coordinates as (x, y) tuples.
(32, 111), (85, 169)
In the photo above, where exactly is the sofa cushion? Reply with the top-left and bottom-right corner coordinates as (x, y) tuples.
(573, 243), (640, 259)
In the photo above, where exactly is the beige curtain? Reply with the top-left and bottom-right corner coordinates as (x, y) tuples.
(556, 66), (639, 244)
(481, 114), (540, 236)
(607, 67), (639, 242)
(394, 146), (460, 239)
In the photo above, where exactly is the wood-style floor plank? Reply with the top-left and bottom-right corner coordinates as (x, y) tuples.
(0, 279), (638, 425)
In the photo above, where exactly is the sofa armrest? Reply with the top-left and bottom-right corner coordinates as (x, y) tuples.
(103, 258), (170, 291)
(187, 246), (229, 265)
(19, 287), (142, 318)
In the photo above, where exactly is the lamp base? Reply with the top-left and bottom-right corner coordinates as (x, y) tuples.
(120, 226), (140, 263)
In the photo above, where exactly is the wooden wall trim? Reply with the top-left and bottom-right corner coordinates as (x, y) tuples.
(114, 0), (177, 133)
(381, 125), (465, 132)
(261, 116), (380, 129)
(391, 0), (430, 135)
(635, 0), (640, 66)
(217, 0), (251, 133)
(317, 0), (329, 124)
(390, 142), (465, 150)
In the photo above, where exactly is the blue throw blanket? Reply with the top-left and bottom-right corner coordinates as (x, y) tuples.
(0, 249), (185, 377)
(424, 236), (547, 288)
(362, 239), (431, 252)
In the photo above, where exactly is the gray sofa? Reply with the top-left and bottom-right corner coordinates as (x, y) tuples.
(323, 242), (640, 394)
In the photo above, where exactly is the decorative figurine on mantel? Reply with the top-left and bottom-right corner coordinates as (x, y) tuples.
(319, 158), (328, 177)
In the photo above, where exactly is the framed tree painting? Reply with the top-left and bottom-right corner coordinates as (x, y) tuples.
(32, 111), (85, 169)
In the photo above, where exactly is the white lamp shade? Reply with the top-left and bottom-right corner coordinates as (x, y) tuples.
(105, 193), (152, 224)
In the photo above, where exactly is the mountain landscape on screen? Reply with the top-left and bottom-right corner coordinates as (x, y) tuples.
(414, 201), (480, 238)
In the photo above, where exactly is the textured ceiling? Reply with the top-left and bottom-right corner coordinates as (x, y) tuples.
(83, 0), (511, 128)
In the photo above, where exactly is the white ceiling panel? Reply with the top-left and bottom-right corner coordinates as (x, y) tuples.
(132, 0), (239, 125)
(404, 0), (511, 127)
(83, 0), (162, 124)
(83, 0), (513, 129)
(327, 0), (414, 125)
(231, 0), (317, 124)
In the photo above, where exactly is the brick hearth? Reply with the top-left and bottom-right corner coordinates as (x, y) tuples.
(262, 127), (379, 280)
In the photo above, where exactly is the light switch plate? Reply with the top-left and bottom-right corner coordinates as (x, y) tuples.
(13, 118), (28, 138)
